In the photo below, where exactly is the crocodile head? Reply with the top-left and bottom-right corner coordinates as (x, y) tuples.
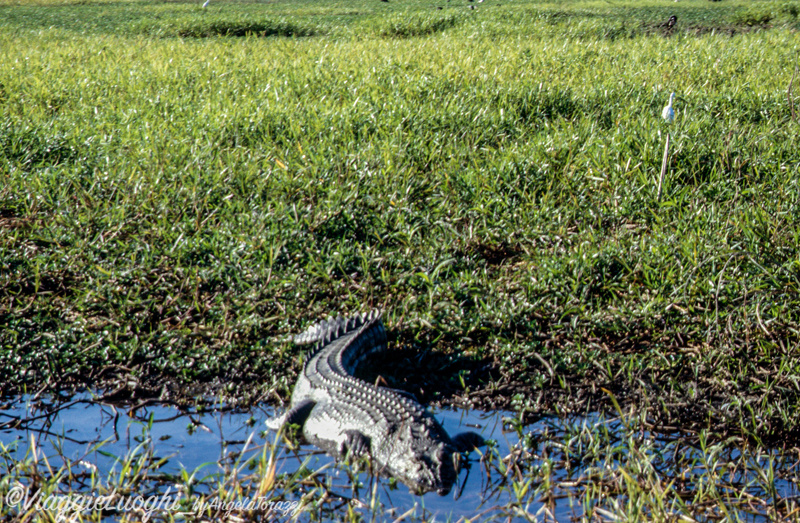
(383, 421), (461, 496)
(385, 441), (459, 496)
(418, 442), (460, 496)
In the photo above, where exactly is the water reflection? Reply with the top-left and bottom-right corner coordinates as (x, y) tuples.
(0, 395), (531, 519)
(1, 395), (797, 522)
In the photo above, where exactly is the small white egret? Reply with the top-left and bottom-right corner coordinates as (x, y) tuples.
(662, 92), (675, 123)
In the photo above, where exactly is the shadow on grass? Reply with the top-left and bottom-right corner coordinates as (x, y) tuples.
(127, 16), (320, 38)
(173, 19), (317, 38)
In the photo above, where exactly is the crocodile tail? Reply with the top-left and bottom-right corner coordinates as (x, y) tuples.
(293, 309), (383, 346)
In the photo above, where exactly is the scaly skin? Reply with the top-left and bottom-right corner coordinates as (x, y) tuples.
(267, 310), (482, 495)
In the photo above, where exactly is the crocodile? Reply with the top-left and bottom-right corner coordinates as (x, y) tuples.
(266, 310), (483, 495)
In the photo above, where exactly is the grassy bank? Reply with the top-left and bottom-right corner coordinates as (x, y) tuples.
(1, 0), (800, 446)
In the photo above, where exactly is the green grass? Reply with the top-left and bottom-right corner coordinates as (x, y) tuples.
(1, 0), (800, 451)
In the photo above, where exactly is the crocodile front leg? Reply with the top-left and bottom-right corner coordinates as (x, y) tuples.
(265, 399), (315, 432)
(341, 429), (371, 458)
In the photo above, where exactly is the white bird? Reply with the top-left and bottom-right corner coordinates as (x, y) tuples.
(202, 0), (210, 7)
(662, 92), (675, 123)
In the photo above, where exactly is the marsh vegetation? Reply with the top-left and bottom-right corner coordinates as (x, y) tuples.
(2, 0), (800, 519)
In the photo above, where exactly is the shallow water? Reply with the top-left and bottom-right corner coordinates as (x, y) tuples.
(1, 395), (797, 521)
(1, 395), (547, 520)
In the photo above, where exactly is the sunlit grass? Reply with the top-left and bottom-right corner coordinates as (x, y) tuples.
(1, 3), (800, 514)
(2, 0), (800, 417)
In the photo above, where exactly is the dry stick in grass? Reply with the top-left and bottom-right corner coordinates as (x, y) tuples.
(659, 92), (675, 202)
(789, 56), (798, 123)
(657, 132), (670, 202)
